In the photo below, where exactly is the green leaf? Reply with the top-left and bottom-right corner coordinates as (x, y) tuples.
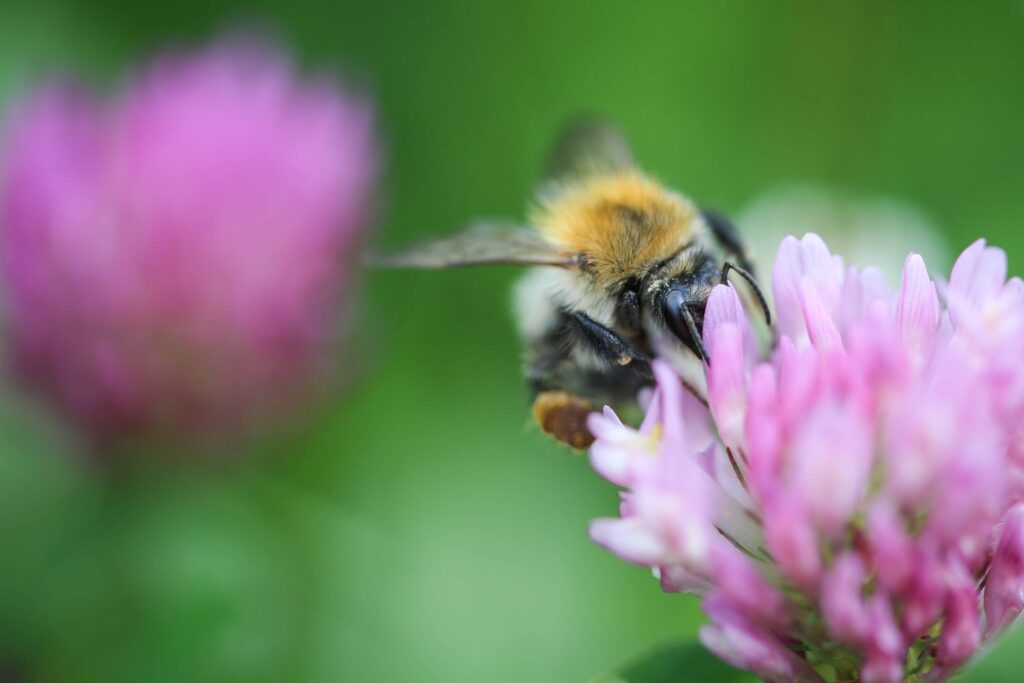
(589, 640), (758, 683)
(956, 625), (1024, 682)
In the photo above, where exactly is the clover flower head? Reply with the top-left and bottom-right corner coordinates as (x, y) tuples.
(0, 40), (376, 443)
(590, 233), (1024, 681)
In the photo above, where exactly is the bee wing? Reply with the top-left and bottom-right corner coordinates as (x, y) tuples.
(369, 222), (577, 269)
(543, 118), (635, 185)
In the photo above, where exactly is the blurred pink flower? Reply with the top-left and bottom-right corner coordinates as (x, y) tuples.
(0, 41), (376, 443)
(589, 234), (1024, 681)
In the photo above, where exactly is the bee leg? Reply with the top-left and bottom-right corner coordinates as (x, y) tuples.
(703, 209), (755, 273)
(569, 312), (653, 380)
(524, 314), (652, 449)
(524, 347), (599, 450)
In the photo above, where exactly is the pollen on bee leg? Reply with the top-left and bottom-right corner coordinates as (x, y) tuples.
(532, 390), (596, 449)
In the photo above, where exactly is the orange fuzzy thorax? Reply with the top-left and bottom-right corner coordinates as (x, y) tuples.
(532, 170), (700, 289)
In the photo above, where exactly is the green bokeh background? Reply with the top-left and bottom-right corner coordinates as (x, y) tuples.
(1, 2), (1023, 682)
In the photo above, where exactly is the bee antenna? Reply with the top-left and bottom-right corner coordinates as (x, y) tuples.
(721, 262), (772, 326)
(681, 305), (711, 366)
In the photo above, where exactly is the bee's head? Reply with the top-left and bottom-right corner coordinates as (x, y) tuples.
(645, 253), (720, 363)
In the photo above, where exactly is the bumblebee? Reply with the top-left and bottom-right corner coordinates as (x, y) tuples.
(375, 121), (768, 448)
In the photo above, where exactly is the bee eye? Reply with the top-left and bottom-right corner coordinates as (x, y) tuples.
(663, 286), (710, 364)
(663, 288), (692, 341)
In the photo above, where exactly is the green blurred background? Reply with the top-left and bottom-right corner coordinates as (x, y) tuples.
(1, 2), (1023, 682)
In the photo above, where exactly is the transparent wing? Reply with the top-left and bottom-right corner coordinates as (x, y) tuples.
(368, 222), (577, 269)
(543, 118), (635, 185)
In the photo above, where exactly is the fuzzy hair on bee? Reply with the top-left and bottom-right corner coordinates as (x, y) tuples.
(533, 170), (702, 287)
(372, 120), (769, 449)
